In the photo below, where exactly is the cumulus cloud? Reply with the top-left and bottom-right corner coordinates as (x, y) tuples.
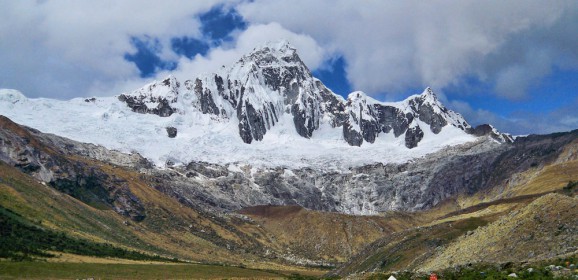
(0, 1), (326, 99)
(238, 0), (578, 100)
(100, 22), (326, 96)
(152, 22), (326, 84)
(0, 0), (226, 99)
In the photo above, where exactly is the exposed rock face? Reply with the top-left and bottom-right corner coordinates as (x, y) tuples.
(343, 121), (364, 146)
(117, 41), (506, 148)
(238, 101), (267, 143)
(468, 124), (494, 136)
(194, 78), (220, 115)
(410, 88), (451, 133)
(0, 116), (147, 221)
(142, 139), (495, 214)
(341, 89), (471, 148)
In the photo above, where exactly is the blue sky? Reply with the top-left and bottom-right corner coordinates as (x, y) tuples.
(1, 1), (577, 135)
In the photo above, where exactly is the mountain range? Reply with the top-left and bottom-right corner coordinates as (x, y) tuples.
(116, 41), (508, 147)
(0, 41), (576, 278)
(0, 41), (511, 170)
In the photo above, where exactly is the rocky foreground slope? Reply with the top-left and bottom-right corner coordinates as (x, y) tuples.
(419, 193), (578, 272)
(332, 192), (578, 277)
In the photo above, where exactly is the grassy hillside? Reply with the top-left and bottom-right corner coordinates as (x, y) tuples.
(239, 205), (425, 264)
(333, 190), (577, 277)
(0, 162), (153, 254)
(0, 160), (378, 275)
(419, 193), (578, 272)
(331, 216), (492, 276)
(364, 255), (578, 280)
(0, 205), (169, 262)
(0, 160), (269, 264)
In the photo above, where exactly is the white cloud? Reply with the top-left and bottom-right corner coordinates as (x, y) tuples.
(0, 1), (327, 99)
(0, 0), (227, 99)
(150, 22), (326, 86)
(238, 0), (578, 100)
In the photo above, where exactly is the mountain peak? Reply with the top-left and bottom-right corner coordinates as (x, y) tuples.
(419, 87), (439, 104)
(226, 39), (308, 83)
(421, 86), (434, 96)
(242, 40), (302, 67)
(259, 39), (294, 53)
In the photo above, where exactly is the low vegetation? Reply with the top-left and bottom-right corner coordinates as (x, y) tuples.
(562, 180), (578, 195)
(0, 206), (170, 262)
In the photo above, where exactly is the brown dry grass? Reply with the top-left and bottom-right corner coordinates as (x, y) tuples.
(0, 161), (247, 264)
(239, 205), (424, 263)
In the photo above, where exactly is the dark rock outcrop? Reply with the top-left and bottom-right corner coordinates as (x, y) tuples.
(166, 126), (177, 138)
(375, 106), (410, 136)
(341, 89), (466, 148)
(292, 100), (318, 138)
(194, 78), (220, 115)
(468, 124), (494, 136)
(343, 121), (364, 146)
(405, 126), (424, 148)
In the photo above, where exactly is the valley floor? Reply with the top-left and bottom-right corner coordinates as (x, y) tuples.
(0, 259), (327, 280)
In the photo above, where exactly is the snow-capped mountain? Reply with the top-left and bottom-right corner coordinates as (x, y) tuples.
(117, 40), (346, 144)
(116, 40), (497, 147)
(0, 41), (509, 169)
